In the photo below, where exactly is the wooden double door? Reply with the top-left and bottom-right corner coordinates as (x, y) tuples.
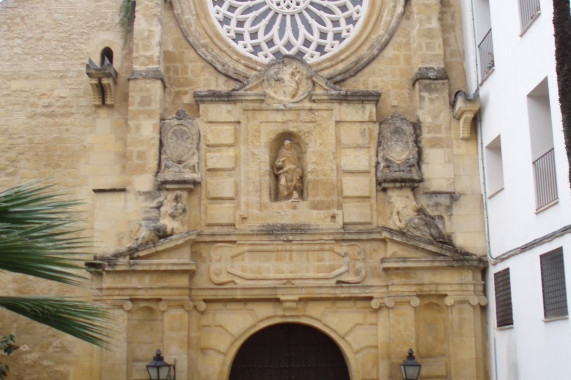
(230, 323), (350, 380)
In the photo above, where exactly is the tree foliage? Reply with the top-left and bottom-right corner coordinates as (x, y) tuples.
(552, 0), (571, 186)
(0, 180), (111, 377)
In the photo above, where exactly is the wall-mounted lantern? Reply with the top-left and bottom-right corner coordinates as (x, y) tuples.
(400, 349), (421, 380)
(146, 349), (176, 380)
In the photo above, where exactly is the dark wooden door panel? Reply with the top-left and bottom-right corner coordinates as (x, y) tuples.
(230, 323), (350, 380)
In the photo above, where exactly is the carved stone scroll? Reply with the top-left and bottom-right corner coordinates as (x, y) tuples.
(158, 109), (201, 185)
(376, 112), (422, 186)
(210, 242), (365, 285)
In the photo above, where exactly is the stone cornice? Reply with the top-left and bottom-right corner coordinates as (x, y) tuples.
(128, 66), (166, 87)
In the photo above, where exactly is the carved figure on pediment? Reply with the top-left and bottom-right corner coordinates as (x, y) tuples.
(404, 212), (449, 244)
(165, 191), (186, 235)
(128, 198), (169, 249)
(158, 109), (201, 185)
(377, 112), (422, 186)
(273, 138), (303, 201)
(386, 188), (451, 245)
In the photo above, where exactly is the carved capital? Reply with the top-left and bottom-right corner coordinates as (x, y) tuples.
(371, 297), (383, 310)
(122, 300), (133, 311)
(384, 296), (420, 308)
(194, 300), (206, 313)
(444, 295), (486, 306)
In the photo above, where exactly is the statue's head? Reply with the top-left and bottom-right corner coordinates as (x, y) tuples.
(283, 138), (292, 149)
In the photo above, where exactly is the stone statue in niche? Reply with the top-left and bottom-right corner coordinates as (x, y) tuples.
(158, 109), (201, 185)
(377, 112), (422, 186)
(273, 138), (303, 201)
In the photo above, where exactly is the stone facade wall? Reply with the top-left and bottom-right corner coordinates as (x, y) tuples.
(0, 0), (487, 379)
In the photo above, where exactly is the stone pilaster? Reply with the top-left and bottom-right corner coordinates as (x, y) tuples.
(160, 300), (191, 380)
(98, 302), (130, 380)
(445, 296), (488, 380)
(410, 0), (455, 193)
(410, 0), (445, 69)
(386, 296), (420, 377)
(127, 0), (165, 191)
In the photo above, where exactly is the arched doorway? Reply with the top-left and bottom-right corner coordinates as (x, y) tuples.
(230, 323), (350, 380)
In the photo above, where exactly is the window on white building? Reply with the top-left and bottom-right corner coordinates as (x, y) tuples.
(527, 78), (558, 210)
(474, 0), (494, 81)
(494, 268), (514, 327)
(485, 135), (504, 196)
(540, 248), (568, 319)
(519, 0), (541, 32)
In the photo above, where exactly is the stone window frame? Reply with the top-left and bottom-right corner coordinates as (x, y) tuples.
(171, 0), (405, 82)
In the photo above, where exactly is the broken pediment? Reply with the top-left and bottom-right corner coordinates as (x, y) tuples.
(194, 56), (381, 105)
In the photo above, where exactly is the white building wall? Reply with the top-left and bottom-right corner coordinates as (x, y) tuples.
(460, 0), (571, 379)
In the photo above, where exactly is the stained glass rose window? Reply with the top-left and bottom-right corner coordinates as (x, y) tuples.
(208, 0), (369, 63)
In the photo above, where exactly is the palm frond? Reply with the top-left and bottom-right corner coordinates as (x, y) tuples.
(0, 297), (111, 348)
(0, 180), (92, 285)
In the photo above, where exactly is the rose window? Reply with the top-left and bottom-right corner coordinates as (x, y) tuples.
(208, 0), (368, 63)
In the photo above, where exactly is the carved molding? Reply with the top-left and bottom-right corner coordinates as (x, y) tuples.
(377, 113), (422, 187)
(158, 109), (201, 186)
(453, 92), (480, 139)
(209, 242), (366, 285)
(128, 67), (166, 87)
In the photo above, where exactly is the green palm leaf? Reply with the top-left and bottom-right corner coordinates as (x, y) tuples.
(0, 297), (111, 348)
(0, 180), (91, 285)
(0, 180), (111, 348)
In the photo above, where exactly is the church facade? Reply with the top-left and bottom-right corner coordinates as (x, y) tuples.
(0, 0), (488, 379)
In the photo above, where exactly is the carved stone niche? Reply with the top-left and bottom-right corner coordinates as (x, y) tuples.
(157, 109), (201, 187)
(376, 112), (422, 187)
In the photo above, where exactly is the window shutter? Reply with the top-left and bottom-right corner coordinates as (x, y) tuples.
(494, 268), (513, 327)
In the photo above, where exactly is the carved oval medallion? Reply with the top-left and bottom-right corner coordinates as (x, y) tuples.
(264, 57), (313, 102)
(384, 125), (412, 163)
(166, 124), (198, 164)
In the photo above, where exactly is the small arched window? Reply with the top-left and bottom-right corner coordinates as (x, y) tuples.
(100, 47), (113, 66)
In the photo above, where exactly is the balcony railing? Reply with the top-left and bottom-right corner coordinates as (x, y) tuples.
(478, 28), (494, 81)
(533, 148), (558, 210)
(519, 0), (541, 31)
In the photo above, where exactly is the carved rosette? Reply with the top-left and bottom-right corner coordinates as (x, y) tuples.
(376, 112), (422, 186)
(158, 109), (201, 185)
